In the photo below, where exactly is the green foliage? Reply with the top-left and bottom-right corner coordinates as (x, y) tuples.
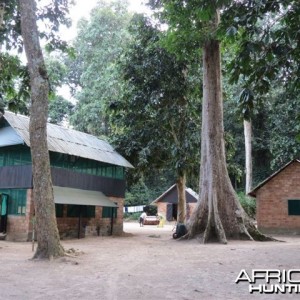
(48, 96), (74, 125)
(0, 0), (22, 51)
(224, 131), (243, 184)
(125, 178), (151, 206)
(0, 0), (74, 114)
(1, 0), (72, 52)
(238, 192), (256, 219)
(123, 212), (140, 221)
(297, 116), (300, 143)
(220, 1), (300, 187)
(148, 0), (231, 58)
(124, 169), (179, 207)
(224, 1), (300, 97)
(69, 0), (132, 136)
(238, 88), (254, 121)
(45, 53), (68, 93)
(266, 89), (300, 170)
(0, 50), (74, 117)
(0, 53), (30, 114)
(144, 205), (157, 216)
(110, 14), (201, 183)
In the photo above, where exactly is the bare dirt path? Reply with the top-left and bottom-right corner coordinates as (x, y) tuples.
(0, 222), (300, 300)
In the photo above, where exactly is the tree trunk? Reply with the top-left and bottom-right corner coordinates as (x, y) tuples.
(20, 0), (64, 259)
(0, 2), (4, 29)
(176, 173), (186, 224)
(244, 119), (252, 194)
(186, 36), (264, 243)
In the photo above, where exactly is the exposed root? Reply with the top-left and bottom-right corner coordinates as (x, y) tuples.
(65, 248), (84, 256)
(247, 227), (281, 242)
(177, 233), (189, 240)
(64, 253), (77, 258)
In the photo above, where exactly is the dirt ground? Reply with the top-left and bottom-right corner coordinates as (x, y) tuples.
(1, 222), (300, 300)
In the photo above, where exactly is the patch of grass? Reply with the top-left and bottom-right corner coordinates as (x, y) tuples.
(124, 212), (140, 221)
(238, 192), (256, 219)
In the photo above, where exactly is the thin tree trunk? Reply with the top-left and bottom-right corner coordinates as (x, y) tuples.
(0, 2), (4, 29)
(244, 119), (252, 194)
(0, 2), (5, 55)
(176, 173), (186, 224)
(20, 0), (64, 259)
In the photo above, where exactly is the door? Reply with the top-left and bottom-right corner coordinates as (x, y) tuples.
(0, 194), (8, 233)
(166, 203), (173, 221)
(166, 203), (178, 221)
(172, 204), (178, 221)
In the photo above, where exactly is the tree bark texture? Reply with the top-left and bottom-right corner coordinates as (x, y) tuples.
(244, 119), (252, 194)
(20, 0), (64, 259)
(187, 39), (259, 243)
(176, 173), (186, 224)
(0, 2), (4, 29)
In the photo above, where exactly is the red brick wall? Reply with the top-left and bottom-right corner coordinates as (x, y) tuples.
(157, 203), (167, 219)
(55, 196), (124, 239)
(156, 202), (196, 221)
(256, 162), (300, 234)
(7, 189), (124, 241)
(6, 189), (34, 241)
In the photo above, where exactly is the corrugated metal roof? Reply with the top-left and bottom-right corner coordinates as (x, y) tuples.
(151, 184), (177, 204)
(151, 184), (199, 204)
(53, 186), (118, 207)
(3, 111), (133, 168)
(186, 187), (199, 199)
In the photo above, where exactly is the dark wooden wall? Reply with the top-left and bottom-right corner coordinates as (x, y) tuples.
(51, 167), (125, 198)
(0, 165), (32, 188)
(0, 166), (125, 198)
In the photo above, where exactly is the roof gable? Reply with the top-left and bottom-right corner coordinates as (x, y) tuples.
(249, 159), (300, 197)
(2, 111), (133, 168)
(152, 184), (198, 204)
(0, 125), (24, 147)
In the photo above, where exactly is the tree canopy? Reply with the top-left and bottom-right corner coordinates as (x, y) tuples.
(111, 14), (201, 178)
(0, 0), (73, 115)
(69, 0), (132, 136)
(109, 14), (202, 223)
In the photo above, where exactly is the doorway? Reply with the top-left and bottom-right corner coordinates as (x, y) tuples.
(0, 194), (8, 233)
(166, 203), (178, 221)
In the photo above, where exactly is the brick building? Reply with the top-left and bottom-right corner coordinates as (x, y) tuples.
(249, 159), (300, 234)
(151, 184), (198, 221)
(0, 111), (133, 241)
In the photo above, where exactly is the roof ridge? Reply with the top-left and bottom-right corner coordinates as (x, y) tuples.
(3, 111), (133, 168)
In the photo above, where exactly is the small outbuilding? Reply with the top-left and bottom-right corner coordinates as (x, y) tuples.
(0, 111), (133, 241)
(249, 159), (300, 234)
(151, 184), (198, 221)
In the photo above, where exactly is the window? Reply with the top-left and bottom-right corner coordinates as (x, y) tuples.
(49, 152), (125, 179)
(288, 200), (300, 215)
(0, 189), (27, 216)
(67, 205), (95, 218)
(0, 145), (31, 167)
(102, 207), (117, 218)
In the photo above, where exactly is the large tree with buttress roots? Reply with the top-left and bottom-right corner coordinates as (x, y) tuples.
(148, 0), (274, 243)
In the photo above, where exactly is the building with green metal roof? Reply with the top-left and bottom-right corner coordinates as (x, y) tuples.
(0, 111), (133, 241)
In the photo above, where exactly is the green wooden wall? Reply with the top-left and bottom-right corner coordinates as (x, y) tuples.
(0, 145), (124, 179)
